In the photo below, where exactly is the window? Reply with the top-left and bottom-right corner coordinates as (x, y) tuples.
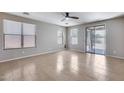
(57, 30), (63, 44)
(3, 19), (36, 49)
(23, 23), (36, 48)
(3, 20), (22, 49)
(71, 29), (78, 45)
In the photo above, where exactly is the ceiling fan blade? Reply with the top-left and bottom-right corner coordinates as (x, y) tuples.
(68, 16), (79, 19)
(61, 18), (66, 22)
(61, 12), (66, 16)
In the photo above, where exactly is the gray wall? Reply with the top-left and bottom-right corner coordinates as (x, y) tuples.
(0, 13), (66, 62)
(67, 17), (124, 58)
(1, 13), (124, 61)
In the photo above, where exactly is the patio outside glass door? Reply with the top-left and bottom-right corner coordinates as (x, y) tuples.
(86, 25), (106, 55)
(86, 27), (95, 53)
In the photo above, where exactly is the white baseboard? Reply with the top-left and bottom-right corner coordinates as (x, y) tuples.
(1, 49), (124, 63)
(69, 48), (124, 60)
(0, 49), (63, 63)
(106, 55), (124, 60)
(69, 49), (85, 53)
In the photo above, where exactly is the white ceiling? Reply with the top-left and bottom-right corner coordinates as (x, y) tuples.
(7, 12), (124, 27)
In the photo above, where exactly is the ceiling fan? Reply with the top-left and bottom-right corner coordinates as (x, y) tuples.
(61, 12), (79, 22)
(23, 12), (30, 15)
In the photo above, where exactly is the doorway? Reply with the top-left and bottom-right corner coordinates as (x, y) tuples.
(86, 25), (106, 55)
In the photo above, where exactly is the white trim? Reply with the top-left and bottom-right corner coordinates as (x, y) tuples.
(106, 55), (124, 60)
(70, 48), (124, 60)
(0, 49), (63, 63)
(1, 49), (124, 63)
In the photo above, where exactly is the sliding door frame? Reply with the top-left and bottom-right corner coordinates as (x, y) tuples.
(85, 24), (106, 55)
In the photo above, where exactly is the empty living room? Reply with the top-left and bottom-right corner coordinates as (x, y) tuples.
(0, 12), (124, 81)
(1, 0), (124, 93)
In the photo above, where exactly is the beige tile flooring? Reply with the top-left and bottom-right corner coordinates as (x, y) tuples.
(0, 50), (124, 81)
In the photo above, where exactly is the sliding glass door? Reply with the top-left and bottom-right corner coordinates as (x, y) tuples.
(86, 25), (106, 55)
(86, 27), (95, 53)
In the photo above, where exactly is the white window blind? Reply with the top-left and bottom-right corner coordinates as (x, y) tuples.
(71, 29), (78, 45)
(23, 23), (36, 35)
(57, 30), (63, 44)
(3, 20), (22, 49)
(3, 19), (36, 49)
(23, 23), (36, 48)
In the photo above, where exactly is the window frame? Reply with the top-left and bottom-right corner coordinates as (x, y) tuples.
(3, 34), (22, 50)
(3, 20), (36, 50)
(22, 34), (37, 48)
(71, 29), (78, 45)
(22, 23), (36, 48)
(57, 30), (63, 45)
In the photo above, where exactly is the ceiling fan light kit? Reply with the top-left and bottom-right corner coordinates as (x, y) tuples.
(61, 12), (79, 22)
